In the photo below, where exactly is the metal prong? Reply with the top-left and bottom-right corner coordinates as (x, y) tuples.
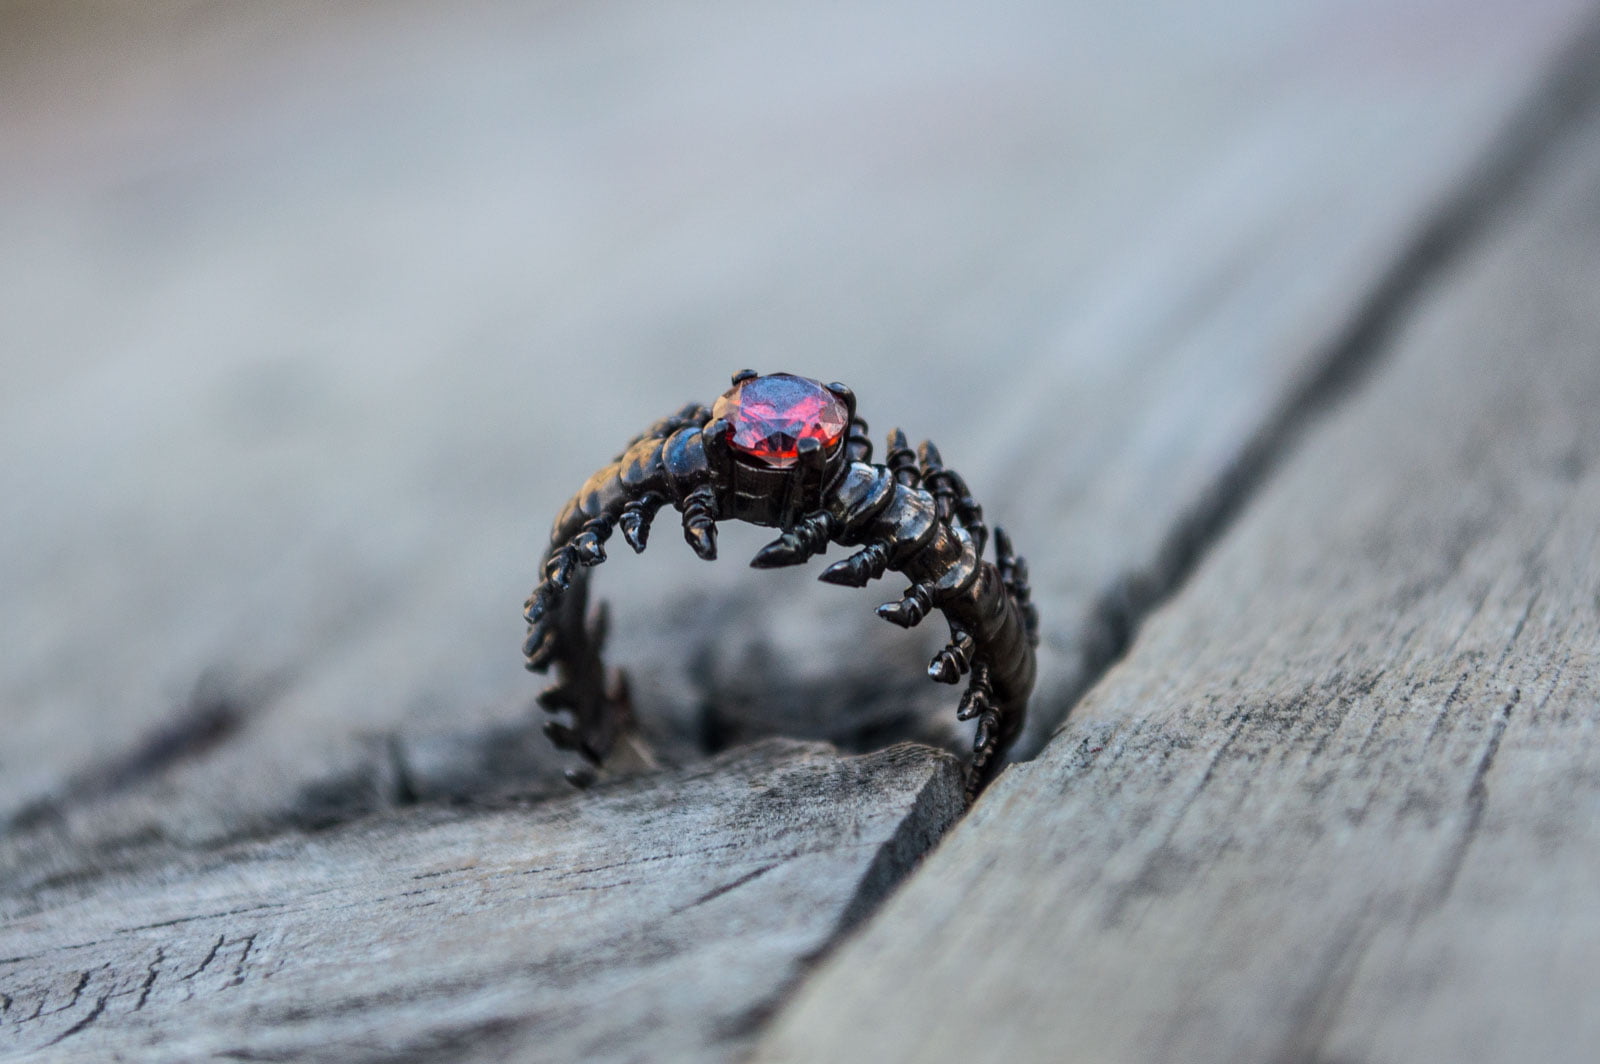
(826, 381), (856, 422)
(732, 369), (759, 385)
(702, 417), (732, 458)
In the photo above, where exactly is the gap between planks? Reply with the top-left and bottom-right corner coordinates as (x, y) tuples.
(1012, 2), (1600, 762)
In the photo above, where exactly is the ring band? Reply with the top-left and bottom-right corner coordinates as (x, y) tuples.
(523, 370), (1038, 795)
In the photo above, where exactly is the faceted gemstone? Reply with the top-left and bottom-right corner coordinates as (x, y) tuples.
(711, 373), (849, 469)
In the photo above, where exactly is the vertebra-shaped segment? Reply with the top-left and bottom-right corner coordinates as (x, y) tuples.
(956, 660), (993, 722)
(844, 417), (873, 463)
(706, 447), (1027, 793)
(526, 386), (1038, 797)
(818, 462), (940, 587)
(940, 559), (1035, 736)
(670, 419), (724, 560)
(876, 581), (934, 628)
(918, 440), (988, 556)
(525, 419), (718, 673)
(680, 484), (719, 560)
(535, 593), (611, 716)
(958, 661), (1002, 799)
(929, 622), (975, 683)
(877, 522), (979, 628)
(612, 401), (710, 461)
(572, 516), (612, 565)
(819, 541), (891, 587)
(885, 428), (919, 487)
(524, 412), (723, 767)
(618, 491), (664, 553)
(529, 574), (632, 769)
(913, 523), (1035, 793)
(994, 527), (1039, 645)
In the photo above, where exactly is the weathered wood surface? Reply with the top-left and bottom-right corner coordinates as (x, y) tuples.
(0, 741), (962, 1062)
(3, 0), (1600, 1060)
(2, 0), (1592, 866)
(760, 84), (1600, 1064)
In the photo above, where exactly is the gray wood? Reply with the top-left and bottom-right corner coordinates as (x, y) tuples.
(758, 90), (1600, 1064)
(2, 0), (1593, 882)
(3, 1), (1599, 1061)
(0, 740), (962, 1062)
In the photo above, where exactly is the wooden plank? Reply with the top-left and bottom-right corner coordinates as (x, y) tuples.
(757, 88), (1600, 1064)
(1, 0), (1593, 885)
(3, 2), (1599, 1057)
(0, 740), (962, 1062)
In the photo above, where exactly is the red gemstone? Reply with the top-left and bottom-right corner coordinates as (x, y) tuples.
(711, 373), (849, 469)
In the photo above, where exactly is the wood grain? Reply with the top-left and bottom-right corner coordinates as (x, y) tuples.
(3, 1), (1600, 1059)
(1, 0), (1593, 878)
(758, 86), (1600, 1064)
(0, 740), (961, 1062)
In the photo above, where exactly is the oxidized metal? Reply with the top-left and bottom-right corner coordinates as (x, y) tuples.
(522, 370), (1038, 796)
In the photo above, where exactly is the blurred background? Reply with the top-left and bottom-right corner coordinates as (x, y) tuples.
(2, 0), (1592, 844)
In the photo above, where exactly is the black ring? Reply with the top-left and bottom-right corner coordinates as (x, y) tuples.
(523, 370), (1038, 796)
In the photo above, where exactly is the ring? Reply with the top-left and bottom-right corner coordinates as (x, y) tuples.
(522, 370), (1038, 795)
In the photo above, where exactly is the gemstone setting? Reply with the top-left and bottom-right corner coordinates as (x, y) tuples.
(711, 373), (849, 469)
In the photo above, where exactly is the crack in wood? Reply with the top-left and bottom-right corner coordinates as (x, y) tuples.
(1302, 631), (1573, 1048)
(13, 0), (1596, 883)
(43, 992), (107, 1047)
(228, 934), (257, 988)
(59, 970), (89, 1015)
(121, 900), (288, 934)
(1268, 915), (1376, 1064)
(1101, 711), (1250, 926)
(1410, 667), (1475, 755)
(1429, 683), (1524, 906)
(409, 865), (480, 881)
(1420, 586), (1540, 751)
(135, 947), (164, 1011)
(7, 4), (1600, 1061)
(757, 58), (1600, 1055)
(23, 967), (106, 1023)
(676, 863), (782, 913)
(1302, 669), (1386, 765)
(540, 841), (745, 881)
(1025, 6), (1600, 758)
(182, 934), (227, 982)
(834, 759), (966, 933)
